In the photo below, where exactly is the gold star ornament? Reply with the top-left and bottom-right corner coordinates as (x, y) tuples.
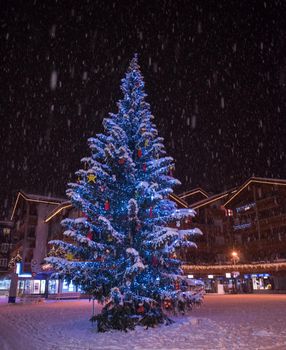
(87, 173), (96, 183)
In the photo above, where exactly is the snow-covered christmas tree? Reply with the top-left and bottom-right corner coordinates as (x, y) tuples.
(46, 55), (202, 331)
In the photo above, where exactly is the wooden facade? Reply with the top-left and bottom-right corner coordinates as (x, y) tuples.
(181, 178), (286, 292)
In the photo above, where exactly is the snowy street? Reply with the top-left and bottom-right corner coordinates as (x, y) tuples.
(0, 294), (286, 350)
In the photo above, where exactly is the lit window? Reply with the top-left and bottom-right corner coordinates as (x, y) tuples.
(3, 228), (10, 235)
(225, 209), (233, 216)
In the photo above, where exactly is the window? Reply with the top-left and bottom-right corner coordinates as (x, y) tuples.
(225, 209), (233, 216)
(0, 259), (8, 267)
(0, 243), (9, 253)
(3, 228), (11, 236)
(28, 227), (35, 238)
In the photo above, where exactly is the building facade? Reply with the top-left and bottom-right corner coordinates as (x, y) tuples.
(0, 220), (14, 295)
(8, 192), (65, 296)
(182, 177), (286, 293)
(2, 178), (286, 297)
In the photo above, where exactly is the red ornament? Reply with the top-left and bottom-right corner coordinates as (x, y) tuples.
(118, 158), (125, 165)
(105, 200), (110, 211)
(87, 231), (93, 240)
(137, 304), (145, 314)
(174, 280), (180, 290)
(152, 255), (159, 267)
(163, 298), (172, 310)
(143, 163), (147, 172)
(149, 207), (153, 218)
(137, 148), (142, 158)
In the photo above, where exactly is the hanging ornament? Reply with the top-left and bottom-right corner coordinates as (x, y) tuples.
(105, 200), (110, 211)
(87, 231), (93, 240)
(149, 207), (153, 218)
(141, 127), (146, 134)
(144, 139), (149, 147)
(137, 148), (142, 158)
(87, 173), (96, 183)
(100, 186), (105, 192)
(112, 174), (116, 181)
(118, 158), (125, 165)
(137, 303), (145, 314)
(77, 176), (81, 183)
(163, 298), (172, 310)
(84, 162), (88, 170)
(174, 280), (180, 290)
(152, 255), (159, 267)
(107, 235), (113, 242)
(170, 252), (177, 259)
(143, 163), (147, 172)
(136, 223), (142, 231)
(65, 252), (74, 261)
(176, 220), (180, 228)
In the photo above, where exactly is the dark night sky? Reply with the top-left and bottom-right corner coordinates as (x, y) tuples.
(1, 0), (286, 218)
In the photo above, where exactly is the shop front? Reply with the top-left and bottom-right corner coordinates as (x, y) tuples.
(17, 278), (79, 296)
(183, 262), (286, 294)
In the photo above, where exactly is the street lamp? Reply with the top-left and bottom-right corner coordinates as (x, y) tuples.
(231, 251), (239, 265)
(231, 251), (239, 294)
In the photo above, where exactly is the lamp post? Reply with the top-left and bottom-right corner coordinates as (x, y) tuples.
(231, 251), (239, 265)
(231, 251), (239, 293)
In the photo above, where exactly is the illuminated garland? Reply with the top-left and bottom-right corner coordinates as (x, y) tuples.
(182, 261), (286, 273)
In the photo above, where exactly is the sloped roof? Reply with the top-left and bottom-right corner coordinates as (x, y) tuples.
(179, 187), (209, 200)
(10, 191), (66, 220)
(169, 193), (188, 208)
(191, 187), (238, 210)
(45, 201), (73, 223)
(224, 177), (286, 207)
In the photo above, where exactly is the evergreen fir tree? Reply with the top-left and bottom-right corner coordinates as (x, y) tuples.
(46, 55), (202, 331)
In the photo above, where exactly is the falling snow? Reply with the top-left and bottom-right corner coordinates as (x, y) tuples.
(1, 1), (286, 218)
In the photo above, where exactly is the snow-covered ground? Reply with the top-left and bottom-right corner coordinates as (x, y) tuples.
(0, 294), (286, 350)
